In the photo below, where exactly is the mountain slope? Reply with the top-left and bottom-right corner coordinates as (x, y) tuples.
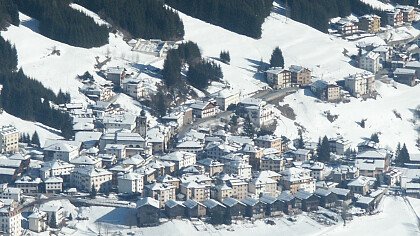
(178, 2), (363, 95)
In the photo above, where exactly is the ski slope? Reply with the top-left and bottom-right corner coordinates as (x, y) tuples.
(179, 2), (363, 95)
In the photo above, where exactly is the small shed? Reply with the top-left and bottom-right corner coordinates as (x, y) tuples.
(241, 197), (266, 219)
(183, 199), (206, 219)
(165, 200), (186, 219)
(222, 197), (246, 219)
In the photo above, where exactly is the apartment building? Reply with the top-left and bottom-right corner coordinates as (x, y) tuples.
(70, 167), (112, 193)
(0, 125), (19, 154)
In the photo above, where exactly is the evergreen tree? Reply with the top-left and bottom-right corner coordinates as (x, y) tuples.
(243, 115), (255, 138)
(91, 184), (97, 198)
(360, 119), (366, 128)
(76, 0), (185, 40)
(50, 212), (57, 228)
(396, 143), (410, 165)
(269, 47), (284, 68)
(16, 0), (109, 48)
(165, 0), (273, 38)
(31, 131), (40, 147)
(297, 133), (305, 149)
(395, 142), (401, 159)
(220, 50), (231, 64)
(317, 136), (331, 163)
(370, 133), (379, 143)
(0, 0), (20, 28)
(68, 213), (73, 221)
(151, 91), (168, 118)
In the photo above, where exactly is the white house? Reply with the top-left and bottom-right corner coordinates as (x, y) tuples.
(190, 101), (219, 118)
(71, 167), (112, 193)
(28, 210), (47, 233)
(344, 72), (376, 97)
(0, 200), (21, 236)
(359, 51), (380, 74)
(118, 172), (144, 194)
(213, 89), (240, 111)
(43, 140), (81, 162)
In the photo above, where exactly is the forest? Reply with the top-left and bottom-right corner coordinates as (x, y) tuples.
(75, 0), (184, 41)
(165, 0), (274, 39)
(162, 41), (223, 90)
(0, 36), (73, 139)
(282, 0), (384, 32)
(0, 0), (19, 29)
(16, 0), (109, 48)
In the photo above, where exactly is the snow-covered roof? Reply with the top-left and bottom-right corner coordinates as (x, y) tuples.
(260, 195), (277, 204)
(314, 188), (332, 197)
(331, 187), (351, 196)
(222, 197), (244, 207)
(165, 199), (184, 209)
(294, 190), (314, 200)
(137, 197), (159, 209)
(394, 68), (416, 75)
(405, 61), (420, 69)
(203, 199), (225, 209)
(241, 197), (261, 206)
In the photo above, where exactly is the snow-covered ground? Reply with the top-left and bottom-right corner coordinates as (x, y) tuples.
(179, 2), (363, 96)
(277, 81), (420, 151)
(0, 111), (62, 146)
(30, 196), (419, 236)
(360, 0), (395, 11)
(0, 11), (159, 103)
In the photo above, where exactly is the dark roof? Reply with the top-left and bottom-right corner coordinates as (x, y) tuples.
(277, 191), (295, 202)
(222, 197), (245, 207)
(294, 190), (314, 200)
(241, 197), (261, 206)
(203, 199), (225, 209)
(314, 188), (333, 197)
(260, 195), (277, 204)
(165, 199), (184, 208)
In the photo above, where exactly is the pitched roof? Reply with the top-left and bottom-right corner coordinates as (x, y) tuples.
(137, 197), (159, 209)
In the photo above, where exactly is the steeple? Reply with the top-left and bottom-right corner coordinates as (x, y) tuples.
(136, 110), (147, 138)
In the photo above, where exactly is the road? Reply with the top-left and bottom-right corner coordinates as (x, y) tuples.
(177, 87), (298, 138)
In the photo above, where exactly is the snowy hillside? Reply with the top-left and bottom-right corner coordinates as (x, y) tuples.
(278, 82), (420, 151)
(360, 0), (395, 11)
(179, 2), (363, 95)
(0, 111), (62, 146)
(0, 12), (158, 103)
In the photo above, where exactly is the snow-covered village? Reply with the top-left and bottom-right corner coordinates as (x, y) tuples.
(0, 0), (419, 236)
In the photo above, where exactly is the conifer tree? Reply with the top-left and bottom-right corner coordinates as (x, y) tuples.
(220, 50), (231, 64)
(370, 133), (379, 143)
(270, 47), (284, 68)
(297, 133), (305, 149)
(396, 143), (410, 165)
(317, 136), (331, 163)
(91, 184), (97, 198)
(31, 131), (40, 147)
(243, 115), (255, 138)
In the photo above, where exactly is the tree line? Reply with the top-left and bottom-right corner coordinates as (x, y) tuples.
(165, 0), (274, 38)
(15, 0), (109, 48)
(281, 0), (385, 33)
(162, 41), (223, 90)
(0, 35), (74, 139)
(0, 0), (19, 29)
(75, 0), (184, 41)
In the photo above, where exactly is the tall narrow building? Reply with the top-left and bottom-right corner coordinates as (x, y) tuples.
(136, 110), (147, 138)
